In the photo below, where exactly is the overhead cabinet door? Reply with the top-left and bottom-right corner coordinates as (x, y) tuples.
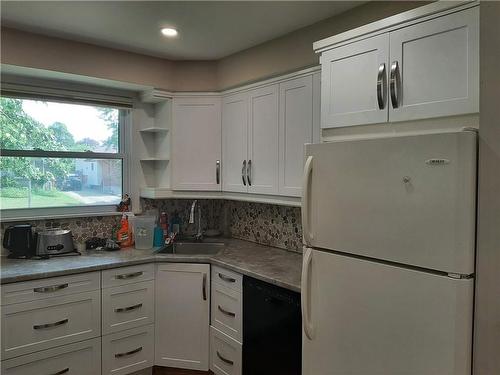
(388, 7), (479, 122)
(222, 93), (248, 193)
(320, 34), (389, 128)
(279, 76), (313, 196)
(247, 84), (279, 195)
(171, 97), (222, 191)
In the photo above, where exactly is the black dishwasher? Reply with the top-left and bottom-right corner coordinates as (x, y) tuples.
(243, 276), (301, 375)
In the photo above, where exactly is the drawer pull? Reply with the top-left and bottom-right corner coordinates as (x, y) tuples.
(218, 273), (236, 283)
(34, 283), (68, 293)
(218, 305), (236, 317)
(50, 368), (69, 375)
(33, 318), (68, 330)
(115, 271), (143, 280)
(115, 346), (143, 358)
(217, 351), (234, 366)
(115, 303), (143, 313)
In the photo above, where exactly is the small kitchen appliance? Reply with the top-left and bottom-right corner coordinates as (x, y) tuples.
(34, 228), (78, 258)
(3, 224), (35, 258)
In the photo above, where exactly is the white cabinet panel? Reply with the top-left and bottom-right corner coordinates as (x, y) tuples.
(1, 271), (100, 305)
(102, 324), (154, 375)
(1, 290), (101, 359)
(102, 264), (154, 289)
(155, 263), (210, 371)
(211, 266), (243, 293)
(320, 34), (389, 128)
(172, 97), (222, 191)
(1, 338), (101, 375)
(102, 280), (155, 335)
(210, 327), (242, 375)
(222, 93), (248, 193)
(211, 282), (242, 343)
(247, 84), (279, 194)
(389, 7), (479, 122)
(279, 76), (313, 196)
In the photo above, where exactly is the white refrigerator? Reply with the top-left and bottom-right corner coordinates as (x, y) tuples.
(301, 130), (476, 375)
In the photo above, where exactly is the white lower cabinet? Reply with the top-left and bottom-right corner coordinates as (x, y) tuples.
(102, 324), (154, 375)
(102, 280), (155, 335)
(1, 289), (101, 359)
(210, 327), (242, 375)
(155, 263), (210, 371)
(1, 337), (101, 375)
(211, 280), (242, 343)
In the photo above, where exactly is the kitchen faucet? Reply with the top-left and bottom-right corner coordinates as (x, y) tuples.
(189, 200), (203, 241)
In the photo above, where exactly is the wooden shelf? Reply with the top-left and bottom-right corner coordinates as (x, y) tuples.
(139, 127), (169, 133)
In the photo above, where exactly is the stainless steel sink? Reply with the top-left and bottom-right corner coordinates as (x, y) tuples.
(157, 241), (224, 255)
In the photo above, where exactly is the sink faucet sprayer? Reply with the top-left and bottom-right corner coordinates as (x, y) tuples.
(189, 200), (203, 240)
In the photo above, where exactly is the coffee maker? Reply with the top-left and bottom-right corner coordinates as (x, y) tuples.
(3, 224), (35, 258)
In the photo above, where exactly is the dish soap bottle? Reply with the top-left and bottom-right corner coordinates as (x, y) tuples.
(117, 214), (132, 248)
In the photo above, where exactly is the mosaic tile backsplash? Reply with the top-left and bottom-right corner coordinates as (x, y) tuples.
(226, 201), (303, 252)
(1, 199), (303, 255)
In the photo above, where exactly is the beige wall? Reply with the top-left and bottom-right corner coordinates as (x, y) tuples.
(1, 2), (427, 92)
(216, 1), (428, 89)
(474, 2), (500, 375)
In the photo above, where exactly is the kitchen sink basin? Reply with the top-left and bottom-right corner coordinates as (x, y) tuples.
(157, 241), (224, 255)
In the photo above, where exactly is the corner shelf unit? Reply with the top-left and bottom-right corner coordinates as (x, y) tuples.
(137, 90), (172, 192)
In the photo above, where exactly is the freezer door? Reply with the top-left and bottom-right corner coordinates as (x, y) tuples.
(302, 248), (473, 375)
(303, 131), (476, 274)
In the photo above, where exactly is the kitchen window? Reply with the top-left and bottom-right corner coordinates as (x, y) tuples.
(0, 94), (130, 219)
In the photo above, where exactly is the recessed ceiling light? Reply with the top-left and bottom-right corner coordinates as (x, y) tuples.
(161, 28), (178, 37)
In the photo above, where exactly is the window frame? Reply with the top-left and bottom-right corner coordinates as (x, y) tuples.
(0, 94), (131, 221)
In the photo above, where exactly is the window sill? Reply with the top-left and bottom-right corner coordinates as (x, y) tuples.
(1, 211), (123, 223)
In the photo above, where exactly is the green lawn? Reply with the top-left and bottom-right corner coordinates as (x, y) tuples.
(0, 191), (82, 209)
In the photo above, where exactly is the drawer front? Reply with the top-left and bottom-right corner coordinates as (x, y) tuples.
(102, 280), (155, 335)
(1, 338), (101, 375)
(1, 272), (100, 305)
(211, 282), (242, 342)
(210, 326), (242, 375)
(1, 290), (101, 359)
(102, 324), (154, 375)
(102, 264), (154, 288)
(212, 266), (242, 292)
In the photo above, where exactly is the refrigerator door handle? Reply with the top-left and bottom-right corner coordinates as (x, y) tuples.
(301, 247), (314, 340)
(302, 155), (314, 245)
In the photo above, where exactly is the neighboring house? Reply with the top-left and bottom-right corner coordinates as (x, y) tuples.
(74, 145), (121, 194)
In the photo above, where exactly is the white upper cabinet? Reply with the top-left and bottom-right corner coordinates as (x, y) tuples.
(171, 97), (222, 191)
(388, 7), (479, 122)
(317, 4), (479, 128)
(155, 263), (210, 371)
(222, 92), (249, 193)
(279, 76), (314, 196)
(247, 84), (279, 195)
(320, 34), (389, 128)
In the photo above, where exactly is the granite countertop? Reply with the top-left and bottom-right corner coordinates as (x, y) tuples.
(0, 238), (303, 292)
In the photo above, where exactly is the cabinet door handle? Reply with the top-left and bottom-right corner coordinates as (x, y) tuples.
(33, 318), (69, 330)
(390, 61), (401, 109)
(202, 273), (207, 301)
(218, 305), (236, 317)
(246, 159), (252, 186)
(34, 283), (68, 293)
(115, 346), (142, 358)
(217, 351), (234, 366)
(216, 160), (221, 184)
(115, 271), (143, 280)
(377, 62), (387, 109)
(218, 273), (236, 283)
(50, 368), (69, 375)
(242, 160), (247, 186)
(115, 303), (143, 313)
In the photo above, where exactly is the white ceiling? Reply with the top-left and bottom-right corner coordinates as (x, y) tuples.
(1, 1), (362, 60)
